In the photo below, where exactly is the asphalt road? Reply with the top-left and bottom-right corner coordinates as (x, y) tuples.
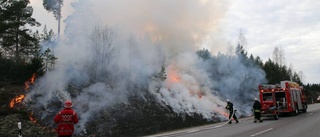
(145, 103), (320, 137)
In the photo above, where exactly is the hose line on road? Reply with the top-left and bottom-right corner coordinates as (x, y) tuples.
(224, 110), (236, 125)
(211, 110), (236, 128)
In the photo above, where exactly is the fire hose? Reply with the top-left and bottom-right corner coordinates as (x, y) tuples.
(224, 110), (237, 125)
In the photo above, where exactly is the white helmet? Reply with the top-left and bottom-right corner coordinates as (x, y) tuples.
(226, 99), (230, 102)
(64, 100), (73, 108)
(254, 98), (258, 101)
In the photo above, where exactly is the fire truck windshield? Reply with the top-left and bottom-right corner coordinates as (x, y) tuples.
(263, 93), (273, 101)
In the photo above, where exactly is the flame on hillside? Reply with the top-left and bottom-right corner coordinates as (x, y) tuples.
(29, 112), (37, 123)
(9, 94), (25, 108)
(216, 108), (229, 118)
(165, 65), (231, 118)
(9, 73), (36, 108)
(25, 73), (36, 91)
(167, 67), (181, 83)
(166, 65), (204, 98)
(9, 73), (41, 125)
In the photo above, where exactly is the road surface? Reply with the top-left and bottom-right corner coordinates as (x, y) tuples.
(145, 103), (320, 137)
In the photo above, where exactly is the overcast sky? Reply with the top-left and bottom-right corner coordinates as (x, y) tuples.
(29, 0), (320, 84)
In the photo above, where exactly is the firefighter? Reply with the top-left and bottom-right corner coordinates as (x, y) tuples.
(252, 98), (263, 123)
(54, 100), (79, 137)
(225, 99), (239, 124)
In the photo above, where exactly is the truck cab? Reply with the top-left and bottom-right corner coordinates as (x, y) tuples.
(259, 88), (279, 120)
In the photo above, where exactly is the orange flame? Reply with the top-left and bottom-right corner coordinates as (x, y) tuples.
(215, 108), (229, 118)
(9, 94), (25, 108)
(219, 111), (229, 118)
(9, 73), (41, 127)
(29, 113), (37, 123)
(166, 65), (205, 99)
(25, 73), (36, 91)
(167, 67), (181, 83)
(9, 73), (36, 108)
(166, 65), (230, 119)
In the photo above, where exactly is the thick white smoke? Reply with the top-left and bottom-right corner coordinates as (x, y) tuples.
(24, 0), (266, 134)
(149, 52), (227, 120)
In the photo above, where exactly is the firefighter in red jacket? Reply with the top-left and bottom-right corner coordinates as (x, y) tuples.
(54, 100), (79, 137)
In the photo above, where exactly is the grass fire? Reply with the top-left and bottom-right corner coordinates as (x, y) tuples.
(2, 0), (267, 136)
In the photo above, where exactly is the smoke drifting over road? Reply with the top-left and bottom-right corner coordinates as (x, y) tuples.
(24, 0), (266, 135)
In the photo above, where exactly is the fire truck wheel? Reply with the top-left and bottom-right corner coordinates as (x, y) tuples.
(292, 106), (299, 116)
(302, 104), (307, 113)
(302, 109), (306, 113)
(274, 114), (279, 120)
(295, 108), (299, 115)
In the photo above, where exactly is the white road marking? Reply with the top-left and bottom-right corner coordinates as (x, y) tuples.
(306, 113), (314, 117)
(250, 128), (273, 137)
(149, 123), (226, 137)
(213, 125), (223, 128)
(187, 129), (199, 133)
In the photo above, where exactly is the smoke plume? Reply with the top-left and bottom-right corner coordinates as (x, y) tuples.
(24, 0), (266, 135)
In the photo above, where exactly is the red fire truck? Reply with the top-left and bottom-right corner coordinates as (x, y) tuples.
(258, 81), (308, 120)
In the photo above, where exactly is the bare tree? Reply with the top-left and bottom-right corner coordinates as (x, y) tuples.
(126, 34), (138, 88)
(226, 41), (235, 57)
(237, 29), (247, 49)
(288, 63), (294, 81)
(272, 46), (286, 66)
(235, 30), (248, 58)
(87, 25), (117, 83)
(298, 71), (305, 84)
(127, 34), (137, 67)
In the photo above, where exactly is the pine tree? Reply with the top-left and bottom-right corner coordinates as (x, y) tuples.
(42, 0), (63, 20)
(0, 0), (40, 60)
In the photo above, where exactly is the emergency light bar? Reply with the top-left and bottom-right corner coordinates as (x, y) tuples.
(260, 84), (281, 90)
(281, 81), (300, 89)
(260, 84), (275, 89)
(260, 81), (300, 90)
